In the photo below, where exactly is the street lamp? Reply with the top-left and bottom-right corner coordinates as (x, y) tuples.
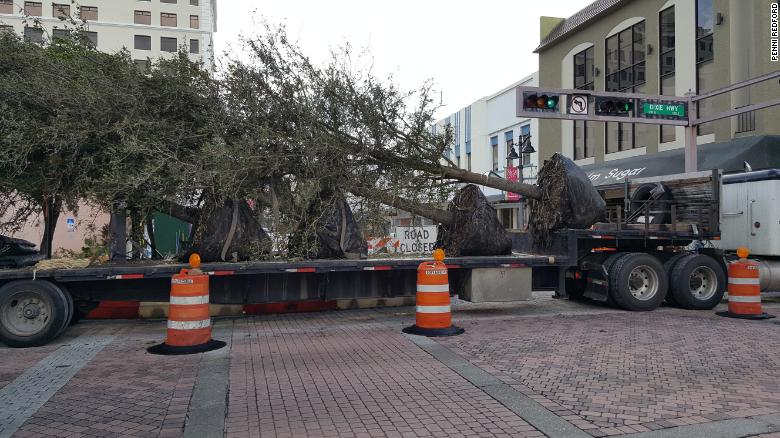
(506, 134), (536, 182)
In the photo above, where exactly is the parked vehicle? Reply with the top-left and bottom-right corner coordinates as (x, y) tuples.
(5, 168), (777, 348)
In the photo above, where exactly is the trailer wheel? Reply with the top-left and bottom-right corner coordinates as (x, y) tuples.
(609, 253), (668, 311)
(0, 281), (70, 348)
(56, 285), (74, 332)
(663, 253), (690, 306)
(669, 254), (726, 310)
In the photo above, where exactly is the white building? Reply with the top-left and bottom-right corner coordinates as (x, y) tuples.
(0, 0), (217, 69)
(436, 72), (539, 229)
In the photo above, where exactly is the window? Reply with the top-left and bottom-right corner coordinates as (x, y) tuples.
(52, 3), (69, 18)
(134, 10), (151, 25)
(659, 6), (676, 143)
(80, 6), (97, 21)
(84, 30), (97, 47)
(160, 12), (177, 27)
(520, 124), (531, 166)
(160, 36), (177, 52)
(696, 0), (715, 135)
(134, 34), (151, 50)
(189, 38), (199, 53)
(23, 26), (42, 43)
(490, 136), (499, 171)
(24, 2), (41, 16)
(52, 28), (69, 41)
(464, 105), (472, 169)
(190, 15), (199, 29)
(190, 0), (198, 5)
(605, 20), (646, 153)
(0, 0), (12, 14)
(134, 59), (150, 71)
(504, 130), (513, 170)
(160, 0), (177, 3)
(573, 46), (595, 160)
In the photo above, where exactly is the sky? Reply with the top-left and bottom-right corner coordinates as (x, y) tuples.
(213, 1), (593, 119)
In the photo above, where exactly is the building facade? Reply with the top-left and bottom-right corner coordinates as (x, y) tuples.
(535, 0), (780, 166)
(436, 72), (539, 229)
(0, 0), (217, 69)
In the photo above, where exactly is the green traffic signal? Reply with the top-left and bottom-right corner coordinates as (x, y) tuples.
(547, 97), (558, 109)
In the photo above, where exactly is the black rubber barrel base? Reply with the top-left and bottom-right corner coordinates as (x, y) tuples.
(147, 339), (226, 355)
(402, 325), (464, 337)
(716, 311), (776, 320)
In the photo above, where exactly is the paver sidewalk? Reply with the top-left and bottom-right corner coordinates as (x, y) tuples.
(0, 299), (779, 438)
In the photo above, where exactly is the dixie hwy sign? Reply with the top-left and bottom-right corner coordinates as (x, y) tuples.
(642, 102), (686, 117)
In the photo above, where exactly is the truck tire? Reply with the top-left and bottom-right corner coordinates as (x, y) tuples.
(0, 280), (70, 348)
(663, 253), (689, 306)
(630, 183), (672, 224)
(608, 253), (668, 311)
(669, 254), (726, 310)
(601, 252), (631, 306)
(56, 284), (74, 332)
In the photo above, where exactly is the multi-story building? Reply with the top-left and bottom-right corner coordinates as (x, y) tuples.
(0, 0), (217, 70)
(1, 0), (216, 254)
(436, 72), (540, 229)
(534, 0), (780, 168)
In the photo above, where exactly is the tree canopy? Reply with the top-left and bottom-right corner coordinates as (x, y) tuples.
(0, 23), (547, 261)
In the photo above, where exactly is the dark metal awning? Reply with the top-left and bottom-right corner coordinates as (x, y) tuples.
(580, 135), (780, 186)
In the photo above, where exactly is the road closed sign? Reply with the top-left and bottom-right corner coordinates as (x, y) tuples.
(395, 226), (438, 254)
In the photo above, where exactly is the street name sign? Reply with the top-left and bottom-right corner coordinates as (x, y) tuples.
(642, 102), (686, 117)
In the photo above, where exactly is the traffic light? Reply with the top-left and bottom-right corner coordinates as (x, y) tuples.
(595, 97), (634, 116)
(523, 92), (560, 112)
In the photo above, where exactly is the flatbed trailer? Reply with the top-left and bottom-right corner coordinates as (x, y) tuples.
(0, 253), (561, 347)
(0, 170), (725, 348)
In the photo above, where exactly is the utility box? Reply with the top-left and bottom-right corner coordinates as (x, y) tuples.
(461, 267), (532, 302)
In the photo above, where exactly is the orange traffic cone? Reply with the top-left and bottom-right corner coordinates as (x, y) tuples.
(403, 249), (464, 337)
(148, 254), (227, 354)
(717, 247), (775, 320)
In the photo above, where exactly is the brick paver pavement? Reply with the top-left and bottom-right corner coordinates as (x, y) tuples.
(12, 322), (200, 438)
(438, 306), (780, 437)
(226, 312), (543, 438)
(1, 299), (779, 437)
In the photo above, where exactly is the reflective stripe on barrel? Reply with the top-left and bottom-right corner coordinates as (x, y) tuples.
(727, 259), (763, 315)
(166, 269), (212, 347)
(415, 261), (452, 329)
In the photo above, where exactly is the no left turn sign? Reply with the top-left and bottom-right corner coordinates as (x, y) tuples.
(569, 95), (588, 115)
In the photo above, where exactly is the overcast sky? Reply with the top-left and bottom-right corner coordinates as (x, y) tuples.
(213, 1), (592, 118)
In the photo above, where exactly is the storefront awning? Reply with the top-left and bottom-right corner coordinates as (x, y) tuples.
(579, 135), (780, 186)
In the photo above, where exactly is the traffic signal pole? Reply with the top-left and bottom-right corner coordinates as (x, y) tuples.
(684, 93), (698, 172)
(515, 70), (780, 174)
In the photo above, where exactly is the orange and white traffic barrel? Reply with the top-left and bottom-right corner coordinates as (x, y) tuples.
(403, 249), (464, 337)
(148, 253), (227, 354)
(717, 247), (775, 320)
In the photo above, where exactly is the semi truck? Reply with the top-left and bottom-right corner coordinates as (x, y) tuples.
(1, 167), (777, 348)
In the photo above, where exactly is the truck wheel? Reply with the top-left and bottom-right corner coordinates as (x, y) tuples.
(0, 281), (70, 348)
(663, 253), (689, 307)
(609, 253), (668, 311)
(56, 285), (74, 333)
(670, 254), (726, 310)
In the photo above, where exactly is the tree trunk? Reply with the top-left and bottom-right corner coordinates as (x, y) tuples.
(129, 209), (143, 259)
(438, 167), (542, 200)
(39, 196), (62, 259)
(109, 202), (127, 261)
(349, 187), (454, 225)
